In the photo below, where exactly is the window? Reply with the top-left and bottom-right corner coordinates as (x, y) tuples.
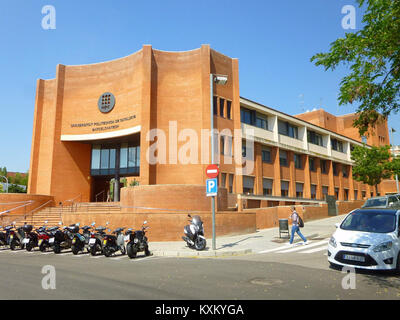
(361, 136), (367, 144)
(255, 113), (268, 130)
(335, 188), (339, 200)
(354, 190), (358, 200)
(228, 174), (234, 193)
(311, 184), (317, 199)
(309, 157), (316, 172)
(321, 160), (328, 174)
(213, 96), (218, 115)
(331, 138), (344, 152)
(294, 154), (302, 169)
(261, 147), (272, 163)
(263, 178), (273, 196)
(308, 131), (324, 146)
(242, 144), (246, 158)
(220, 173), (227, 188)
(243, 176), (255, 194)
(322, 186), (329, 199)
(333, 162), (339, 176)
(279, 150), (288, 166)
(219, 98), (225, 117)
(240, 108), (254, 125)
(278, 120), (298, 139)
(344, 189), (349, 201)
(342, 165), (348, 178)
(220, 136), (225, 155)
(362, 191), (366, 199)
(296, 183), (304, 198)
(91, 145), (101, 170)
(226, 101), (232, 120)
(281, 180), (289, 197)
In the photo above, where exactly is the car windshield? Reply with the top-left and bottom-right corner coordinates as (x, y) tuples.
(341, 210), (397, 233)
(363, 198), (387, 207)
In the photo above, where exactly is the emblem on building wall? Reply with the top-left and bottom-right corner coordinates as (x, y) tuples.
(98, 92), (115, 113)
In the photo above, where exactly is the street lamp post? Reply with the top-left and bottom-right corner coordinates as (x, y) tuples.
(210, 73), (228, 251)
(0, 175), (8, 193)
(390, 128), (399, 193)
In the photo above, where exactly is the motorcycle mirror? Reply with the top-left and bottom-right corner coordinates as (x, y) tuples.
(12, 221), (16, 225)
(107, 229), (111, 233)
(187, 214), (191, 218)
(143, 221), (147, 224)
(76, 222), (80, 227)
(58, 221), (62, 225)
(44, 220), (48, 224)
(91, 222), (95, 226)
(106, 221), (109, 225)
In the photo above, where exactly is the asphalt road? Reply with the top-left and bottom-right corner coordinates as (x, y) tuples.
(1, 246), (400, 300)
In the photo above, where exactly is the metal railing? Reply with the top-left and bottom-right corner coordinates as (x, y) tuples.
(95, 190), (105, 203)
(0, 200), (35, 226)
(64, 194), (82, 212)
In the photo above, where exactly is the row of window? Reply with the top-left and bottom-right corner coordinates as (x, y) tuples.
(242, 176), (371, 200)
(214, 96), (232, 120)
(240, 107), (349, 153)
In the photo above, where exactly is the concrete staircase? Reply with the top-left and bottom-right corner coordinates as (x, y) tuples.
(22, 202), (122, 228)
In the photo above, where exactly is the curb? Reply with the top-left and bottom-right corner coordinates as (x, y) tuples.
(151, 248), (252, 258)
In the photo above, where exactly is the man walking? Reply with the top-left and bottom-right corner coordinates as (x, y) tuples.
(289, 206), (308, 245)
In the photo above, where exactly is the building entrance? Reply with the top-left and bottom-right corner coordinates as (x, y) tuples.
(90, 139), (140, 202)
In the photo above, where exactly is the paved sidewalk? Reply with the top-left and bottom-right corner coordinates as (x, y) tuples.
(149, 214), (347, 257)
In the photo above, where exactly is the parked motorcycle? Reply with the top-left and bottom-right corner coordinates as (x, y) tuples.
(182, 214), (207, 251)
(9, 222), (26, 250)
(52, 222), (77, 254)
(71, 224), (92, 255)
(102, 227), (126, 257)
(126, 221), (151, 259)
(23, 224), (39, 251)
(89, 222), (108, 256)
(2, 225), (14, 248)
(0, 226), (8, 248)
(43, 224), (60, 252)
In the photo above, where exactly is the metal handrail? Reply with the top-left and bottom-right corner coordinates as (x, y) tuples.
(0, 201), (35, 226)
(0, 200), (34, 216)
(64, 194), (82, 212)
(25, 199), (54, 216)
(95, 190), (105, 203)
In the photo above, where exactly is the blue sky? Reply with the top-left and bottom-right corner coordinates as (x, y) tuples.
(1, 0), (399, 172)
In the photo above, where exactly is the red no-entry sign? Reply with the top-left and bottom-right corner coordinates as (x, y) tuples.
(206, 164), (219, 179)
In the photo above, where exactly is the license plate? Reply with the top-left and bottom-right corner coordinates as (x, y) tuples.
(49, 238), (54, 244)
(124, 235), (130, 242)
(38, 240), (43, 246)
(103, 240), (107, 245)
(343, 254), (365, 262)
(22, 238), (29, 244)
(89, 238), (96, 245)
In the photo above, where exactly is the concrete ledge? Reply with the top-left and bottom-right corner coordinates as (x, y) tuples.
(151, 248), (252, 258)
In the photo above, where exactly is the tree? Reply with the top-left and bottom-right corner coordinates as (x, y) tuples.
(311, 0), (400, 136)
(351, 145), (393, 193)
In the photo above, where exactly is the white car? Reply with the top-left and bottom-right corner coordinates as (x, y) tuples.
(328, 208), (400, 271)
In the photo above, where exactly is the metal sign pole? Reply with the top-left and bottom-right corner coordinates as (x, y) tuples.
(210, 74), (216, 250)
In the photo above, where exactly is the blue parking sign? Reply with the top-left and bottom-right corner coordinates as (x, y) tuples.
(206, 178), (218, 197)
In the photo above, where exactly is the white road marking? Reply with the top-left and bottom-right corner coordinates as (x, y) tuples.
(277, 240), (329, 253)
(258, 244), (293, 254)
(300, 245), (328, 254)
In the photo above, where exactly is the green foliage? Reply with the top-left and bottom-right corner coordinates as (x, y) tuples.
(311, 0), (400, 136)
(7, 184), (26, 193)
(129, 179), (139, 187)
(351, 145), (393, 191)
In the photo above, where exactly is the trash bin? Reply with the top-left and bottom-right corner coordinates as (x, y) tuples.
(279, 219), (289, 239)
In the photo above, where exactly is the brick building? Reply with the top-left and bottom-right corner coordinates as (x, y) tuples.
(27, 45), (394, 208)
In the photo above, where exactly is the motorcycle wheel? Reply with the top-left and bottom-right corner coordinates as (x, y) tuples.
(71, 244), (79, 255)
(194, 237), (206, 251)
(10, 239), (17, 251)
(89, 245), (96, 256)
(39, 243), (46, 252)
(104, 246), (111, 257)
(26, 242), (33, 252)
(145, 246), (151, 256)
(53, 243), (61, 254)
(127, 243), (137, 259)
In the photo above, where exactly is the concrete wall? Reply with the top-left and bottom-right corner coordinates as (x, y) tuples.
(120, 184), (228, 212)
(61, 211), (256, 242)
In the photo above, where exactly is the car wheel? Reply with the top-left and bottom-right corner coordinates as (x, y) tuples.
(396, 252), (400, 275)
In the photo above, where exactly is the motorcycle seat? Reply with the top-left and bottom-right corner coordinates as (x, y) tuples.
(113, 227), (124, 233)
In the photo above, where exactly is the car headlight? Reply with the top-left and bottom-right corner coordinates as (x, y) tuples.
(373, 241), (393, 252)
(329, 236), (337, 248)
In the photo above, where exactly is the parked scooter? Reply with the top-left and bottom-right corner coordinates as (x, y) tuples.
(102, 227), (126, 257)
(43, 224), (60, 252)
(0, 226), (8, 248)
(182, 214), (206, 251)
(89, 222), (108, 256)
(126, 221), (151, 259)
(9, 222), (26, 250)
(71, 224), (92, 255)
(3, 225), (14, 248)
(52, 222), (77, 254)
(23, 224), (39, 251)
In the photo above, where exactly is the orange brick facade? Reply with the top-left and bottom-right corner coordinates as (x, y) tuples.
(27, 45), (396, 209)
